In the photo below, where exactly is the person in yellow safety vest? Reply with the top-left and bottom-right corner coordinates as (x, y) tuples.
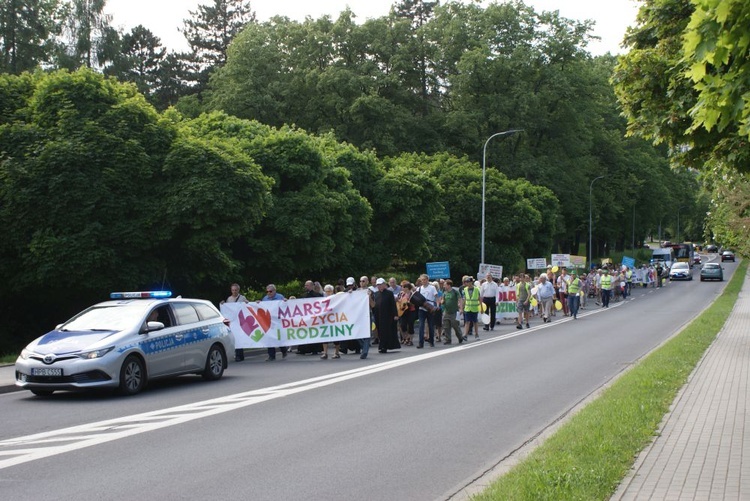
(567, 271), (582, 319)
(515, 274), (532, 329)
(625, 267), (633, 297)
(461, 277), (481, 340)
(600, 268), (613, 308)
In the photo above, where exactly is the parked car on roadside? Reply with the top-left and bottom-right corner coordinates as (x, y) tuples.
(15, 291), (234, 396)
(700, 263), (724, 281)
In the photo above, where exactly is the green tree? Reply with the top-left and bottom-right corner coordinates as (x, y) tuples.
(205, 122), (373, 284)
(612, 0), (708, 169)
(612, 0), (747, 251)
(386, 152), (558, 275)
(0, 0), (61, 73)
(150, 51), (191, 110)
(682, 0), (750, 172)
(0, 70), (274, 352)
(55, 0), (119, 69)
(105, 25), (166, 99)
(181, 0), (255, 90)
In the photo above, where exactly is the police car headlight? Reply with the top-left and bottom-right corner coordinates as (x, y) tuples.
(20, 349), (31, 360)
(77, 347), (114, 360)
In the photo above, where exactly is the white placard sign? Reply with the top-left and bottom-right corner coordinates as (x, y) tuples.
(478, 263), (503, 280)
(551, 254), (571, 267)
(526, 258), (547, 270)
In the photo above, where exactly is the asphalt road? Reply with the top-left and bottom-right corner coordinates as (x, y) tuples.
(0, 257), (736, 501)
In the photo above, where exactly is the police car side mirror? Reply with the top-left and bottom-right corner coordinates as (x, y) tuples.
(146, 321), (165, 332)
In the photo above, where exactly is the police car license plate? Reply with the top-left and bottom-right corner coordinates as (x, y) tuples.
(31, 367), (62, 376)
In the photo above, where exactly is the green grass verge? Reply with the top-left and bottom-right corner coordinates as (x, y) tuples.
(473, 261), (747, 501)
(0, 354), (16, 364)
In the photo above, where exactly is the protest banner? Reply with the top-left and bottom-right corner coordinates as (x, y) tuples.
(426, 261), (451, 279)
(570, 255), (586, 268)
(497, 284), (518, 320)
(526, 258), (547, 270)
(478, 263), (503, 280)
(221, 291), (371, 349)
(551, 254), (571, 267)
(622, 256), (636, 269)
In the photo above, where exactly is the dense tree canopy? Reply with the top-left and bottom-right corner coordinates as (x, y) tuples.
(0, 1), (715, 354)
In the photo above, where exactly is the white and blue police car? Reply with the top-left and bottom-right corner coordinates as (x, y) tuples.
(15, 291), (235, 396)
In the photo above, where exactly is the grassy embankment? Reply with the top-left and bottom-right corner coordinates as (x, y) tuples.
(474, 261), (747, 500)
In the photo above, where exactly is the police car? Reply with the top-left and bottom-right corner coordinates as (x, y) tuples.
(15, 292), (235, 396)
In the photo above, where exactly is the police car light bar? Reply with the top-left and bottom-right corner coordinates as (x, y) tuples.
(110, 291), (172, 299)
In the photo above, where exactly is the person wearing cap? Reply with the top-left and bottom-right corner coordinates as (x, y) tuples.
(600, 268), (613, 308)
(373, 278), (400, 353)
(461, 277), (481, 339)
(567, 271), (582, 319)
(345, 276), (356, 291)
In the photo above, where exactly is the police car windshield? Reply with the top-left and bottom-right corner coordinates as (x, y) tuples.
(62, 304), (150, 332)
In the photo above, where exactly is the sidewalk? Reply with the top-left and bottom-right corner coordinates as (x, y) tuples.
(612, 268), (750, 500)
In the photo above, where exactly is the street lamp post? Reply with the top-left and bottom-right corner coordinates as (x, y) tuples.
(481, 129), (522, 265)
(588, 175), (606, 268)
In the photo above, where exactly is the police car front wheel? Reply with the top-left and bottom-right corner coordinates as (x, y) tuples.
(202, 344), (226, 381)
(119, 355), (146, 396)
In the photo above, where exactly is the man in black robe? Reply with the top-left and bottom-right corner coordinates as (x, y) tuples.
(373, 278), (400, 353)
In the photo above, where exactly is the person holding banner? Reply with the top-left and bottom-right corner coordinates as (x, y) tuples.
(297, 280), (324, 356)
(357, 276), (374, 359)
(262, 284), (288, 361)
(320, 284), (341, 359)
(480, 273), (499, 331)
(222, 283), (248, 362)
(536, 274), (555, 323)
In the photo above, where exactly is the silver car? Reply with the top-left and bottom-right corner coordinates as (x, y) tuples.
(669, 262), (692, 281)
(15, 292), (234, 396)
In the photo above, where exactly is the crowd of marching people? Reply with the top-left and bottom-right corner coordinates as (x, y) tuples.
(228, 261), (668, 362)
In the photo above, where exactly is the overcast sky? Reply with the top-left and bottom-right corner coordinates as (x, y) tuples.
(105, 0), (640, 56)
